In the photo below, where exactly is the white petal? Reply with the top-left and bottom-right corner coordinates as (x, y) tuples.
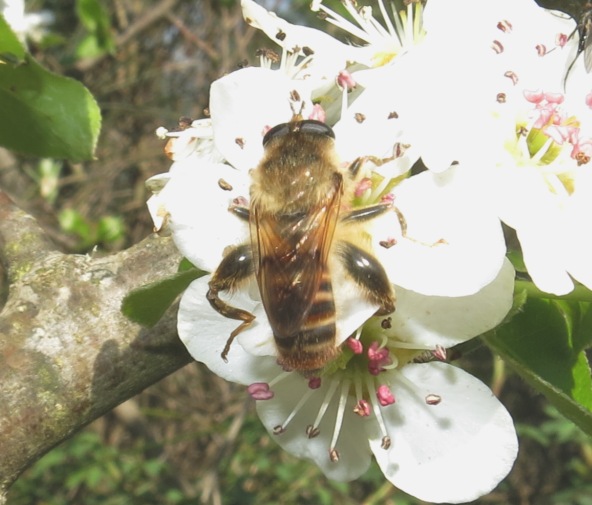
(333, 66), (417, 164)
(374, 166), (506, 296)
(388, 258), (515, 348)
(491, 166), (574, 295)
(241, 0), (359, 79)
(178, 277), (279, 384)
(160, 159), (251, 271)
(561, 173), (592, 290)
(256, 373), (373, 481)
(369, 363), (518, 504)
(209, 67), (314, 171)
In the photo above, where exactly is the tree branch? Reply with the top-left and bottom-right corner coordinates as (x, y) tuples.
(0, 191), (191, 501)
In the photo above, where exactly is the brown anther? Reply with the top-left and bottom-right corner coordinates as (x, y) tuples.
(329, 449), (340, 462)
(496, 19), (512, 32)
(491, 40), (504, 54)
(393, 142), (410, 158)
(256, 48), (280, 63)
(504, 70), (519, 85)
(218, 178), (233, 191)
(381, 317), (392, 329)
(426, 394), (442, 405)
(306, 425), (320, 438)
(302, 46), (314, 56)
(517, 125), (528, 137)
(273, 425), (285, 435)
(381, 436), (391, 450)
(496, 92), (507, 103)
(276, 29), (286, 41)
(354, 112), (366, 123)
(290, 89), (301, 102)
(576, 152), (590, 166)
(235, 137), (246, 149)
(379, 238), (397, 249)
(388, 111), (399, 119)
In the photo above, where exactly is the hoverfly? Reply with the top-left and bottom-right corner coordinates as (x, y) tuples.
(206, 112), (396, 376)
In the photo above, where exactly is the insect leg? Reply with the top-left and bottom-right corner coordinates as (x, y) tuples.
(206, 243), (256, 361)
(340, 201), (410, 238)
(336, 241), (396, 315)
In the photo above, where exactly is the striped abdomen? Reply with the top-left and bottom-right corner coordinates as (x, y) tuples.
(273, 266), (337, 376)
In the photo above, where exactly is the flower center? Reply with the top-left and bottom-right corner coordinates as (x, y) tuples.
(508, 90), (591, 195)
(311, 0), (426, 68)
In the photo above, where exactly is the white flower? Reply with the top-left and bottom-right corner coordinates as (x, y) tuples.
(1, 0), (53, 42)
(380, 0), (592, 295)
(147, 4), (520, 502)
(178, 259), (517, 504)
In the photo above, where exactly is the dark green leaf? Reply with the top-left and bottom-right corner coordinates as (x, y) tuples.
(121, 267), (207, 327)
(486, 298), (592, 436)
(0, 19), (101, 160)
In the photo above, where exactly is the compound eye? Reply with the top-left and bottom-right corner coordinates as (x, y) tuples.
(262, 119), (335, 147)
(298, 120), (335, 139)
(262, 123), (291, 146)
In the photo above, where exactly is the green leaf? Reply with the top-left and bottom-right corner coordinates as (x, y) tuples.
(0, 18), (101, 160)
(121, 266), (207, 327)
(75, 0), (116, 57)
(486, 298), (592, 436)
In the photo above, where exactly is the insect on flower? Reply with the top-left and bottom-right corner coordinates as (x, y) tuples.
(206, 107), (397, 377)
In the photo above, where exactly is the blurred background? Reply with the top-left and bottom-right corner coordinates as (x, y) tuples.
(3, 0), (592, 503)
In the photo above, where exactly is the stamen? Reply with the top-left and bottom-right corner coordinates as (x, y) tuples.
(309, 377), (340, 436)
(247, 382), (274, 400)
(379, 237), (397, 249)
(536, 44), (547, 57)
(504, 70), (519, 85)
(377, 384), (396, 406)
(328, 379), (351, 457)
(268, 370), (292, 388)
(312, 2), (373, 43)
(218, 179), (233, 191)
(308, 377), (322, 389)
(491, 40), (504, 54)
(496, 19), (512, 33)
(346, 336), (364, 354)
(353, 399), (371, 416)
(329, 448), (340, 462)
(392, 369), (443, 415)
(364, 374), (391, 445)
(274, 387), (316, 434)
(426, 394), (442, 405)
(377, 0), (397, 38)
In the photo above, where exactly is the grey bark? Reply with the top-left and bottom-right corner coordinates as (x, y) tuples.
(0, 190), (192, 502)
